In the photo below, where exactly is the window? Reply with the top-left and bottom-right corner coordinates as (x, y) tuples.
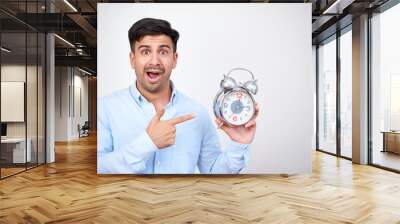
(318, 37), (337, 154)
(371, 2), (400, 171)
(340, 28), (352, 158)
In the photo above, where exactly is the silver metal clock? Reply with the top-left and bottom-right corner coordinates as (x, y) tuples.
(213, 68), (258, 126)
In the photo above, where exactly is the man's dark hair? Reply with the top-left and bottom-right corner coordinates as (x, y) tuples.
(128, 18), (180, 52)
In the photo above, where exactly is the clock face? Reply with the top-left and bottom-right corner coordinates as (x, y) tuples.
(221, 90), (255, 126)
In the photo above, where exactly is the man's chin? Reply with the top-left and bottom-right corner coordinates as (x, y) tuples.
(143, 82), (163, 93)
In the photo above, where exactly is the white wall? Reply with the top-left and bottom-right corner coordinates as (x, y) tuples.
(98, 3), (313, 174)
(55, 67), (89, 141)
(71, 72), (89, 138)
(312, 45), (316, 150)
(55, 66), (68, 141)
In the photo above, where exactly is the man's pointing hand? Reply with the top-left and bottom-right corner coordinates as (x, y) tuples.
(146, 106), (195, 149)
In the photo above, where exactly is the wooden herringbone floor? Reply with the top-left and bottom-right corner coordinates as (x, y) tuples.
(1, 134), (400, 224)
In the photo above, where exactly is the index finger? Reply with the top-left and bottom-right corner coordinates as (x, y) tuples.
(254, 103), (260, 117)
(168, 113), (195, 125)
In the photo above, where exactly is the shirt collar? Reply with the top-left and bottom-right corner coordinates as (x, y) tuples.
(129, 81), (178, 106)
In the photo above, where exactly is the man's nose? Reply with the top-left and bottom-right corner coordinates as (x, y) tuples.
(149, 52), (161, 66)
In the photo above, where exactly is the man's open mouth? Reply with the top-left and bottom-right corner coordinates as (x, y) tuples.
(145, 70), (162, 83)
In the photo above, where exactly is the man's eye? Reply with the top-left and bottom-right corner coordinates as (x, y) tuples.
(160, 50), (168, 55)
(142, 50), (150, 55)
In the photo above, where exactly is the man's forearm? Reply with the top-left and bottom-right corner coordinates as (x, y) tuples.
(98, 132), (158, 174)
(204, 141), (250, 174)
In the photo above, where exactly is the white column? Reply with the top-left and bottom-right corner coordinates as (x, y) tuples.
(352, 14), (369, 164)
(45, 1), (55, 163)
(46, 33), (55, 163)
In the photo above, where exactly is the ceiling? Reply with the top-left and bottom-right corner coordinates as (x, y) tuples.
(0, 0), (393, 75)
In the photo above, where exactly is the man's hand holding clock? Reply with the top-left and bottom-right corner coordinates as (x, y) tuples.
(215, 103), (259, 144)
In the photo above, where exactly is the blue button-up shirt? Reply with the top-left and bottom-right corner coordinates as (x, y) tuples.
(97, 83), (250, 174)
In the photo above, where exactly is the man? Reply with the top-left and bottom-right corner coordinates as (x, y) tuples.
(98, 18), (259, 174)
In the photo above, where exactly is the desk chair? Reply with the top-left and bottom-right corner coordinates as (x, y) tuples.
(78, 121), (90, 138)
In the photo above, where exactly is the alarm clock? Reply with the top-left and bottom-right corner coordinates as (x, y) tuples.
(213, 68), (258, 126)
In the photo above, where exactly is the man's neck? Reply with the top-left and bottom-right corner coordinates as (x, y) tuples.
(136, 81), (172, 107)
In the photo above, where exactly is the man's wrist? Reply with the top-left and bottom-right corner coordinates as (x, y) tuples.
(230, 137), (252, 144)
(229, 139), (250, 147)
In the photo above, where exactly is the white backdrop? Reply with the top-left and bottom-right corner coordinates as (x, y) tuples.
(98, 3), (313, 174)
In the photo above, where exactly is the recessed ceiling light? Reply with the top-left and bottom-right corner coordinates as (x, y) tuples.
(323, 0), (355, 14)
(63, 0), (78, 12)
(78, 67), (93, 76)
(54, 34), (75, 48)
(1, 47), (11, 53)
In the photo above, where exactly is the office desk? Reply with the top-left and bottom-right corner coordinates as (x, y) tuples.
(382, 131), (400, 154)
(1, 138), (31, 163)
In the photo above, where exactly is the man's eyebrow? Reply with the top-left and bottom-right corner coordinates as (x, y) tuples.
(137, 45), (151, 49)
(159, 45), (171, 49)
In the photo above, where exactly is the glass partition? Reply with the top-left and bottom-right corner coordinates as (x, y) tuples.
(1, 30), (28, 177)
(38, 32), (45, 165)
(0, 1), (46, 179)
(27, 31), (38, 169)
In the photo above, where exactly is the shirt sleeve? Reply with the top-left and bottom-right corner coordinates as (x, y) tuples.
(197, 112), (250, 174)
(97, 99), (157, 174)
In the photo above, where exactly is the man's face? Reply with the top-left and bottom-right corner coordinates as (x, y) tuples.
(130, 34), (178, 94)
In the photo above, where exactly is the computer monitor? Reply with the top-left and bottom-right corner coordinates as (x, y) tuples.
(1, 123), (7, 137)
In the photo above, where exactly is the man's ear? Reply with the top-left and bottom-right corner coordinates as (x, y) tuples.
(172, 52), (178, 69)
(129, 51), (135, 69)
